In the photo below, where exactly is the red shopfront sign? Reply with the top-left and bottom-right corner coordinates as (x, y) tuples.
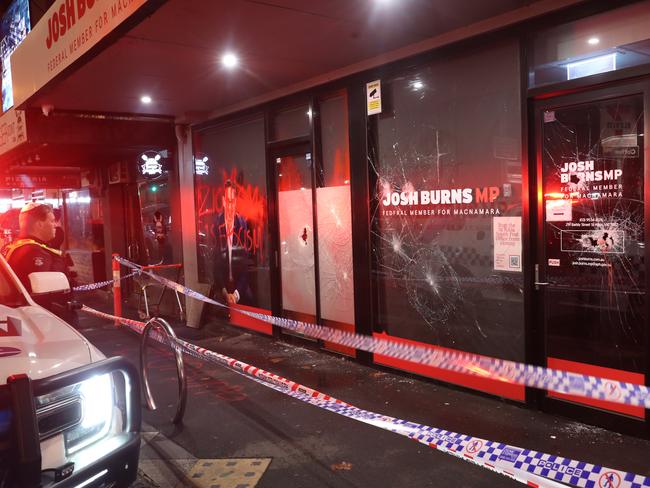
(0, 172), (81, 189)
(11, 0), (149, 108)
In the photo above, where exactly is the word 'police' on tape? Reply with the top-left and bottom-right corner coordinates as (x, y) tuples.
(114, 256), (650, 410)
(81, 305), (650, 488)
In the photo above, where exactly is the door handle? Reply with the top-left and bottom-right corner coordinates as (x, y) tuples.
(534, 264), (548, 290)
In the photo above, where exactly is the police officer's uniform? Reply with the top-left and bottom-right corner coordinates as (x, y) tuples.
(3, 237), (68, 292)
(2, 233), (76, 324)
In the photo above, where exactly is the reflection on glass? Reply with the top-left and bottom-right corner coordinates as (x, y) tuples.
(319, 94), (350, 187)
(272, 105), (311, 141)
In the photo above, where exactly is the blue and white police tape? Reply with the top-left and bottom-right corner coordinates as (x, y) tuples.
(113, 256), (650, 410)
(72, 270), (140, 292)
(80, 305), (650, 488)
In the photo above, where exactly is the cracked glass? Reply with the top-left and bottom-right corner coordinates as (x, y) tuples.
(369, 39), (524, 361)
(541, 95), (645, 373)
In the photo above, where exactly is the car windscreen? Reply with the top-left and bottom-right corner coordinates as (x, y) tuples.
(0, 265), (27, 308)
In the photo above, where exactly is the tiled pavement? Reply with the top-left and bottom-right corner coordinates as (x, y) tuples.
(135, 423), (271, 488)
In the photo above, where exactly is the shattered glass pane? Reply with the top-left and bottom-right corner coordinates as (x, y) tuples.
(277, 154), (316, 317)
(542, 95), (645, 373)
(369, 39), (524, 361)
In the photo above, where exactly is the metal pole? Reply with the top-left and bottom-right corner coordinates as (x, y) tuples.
(112, 253), (122, 326)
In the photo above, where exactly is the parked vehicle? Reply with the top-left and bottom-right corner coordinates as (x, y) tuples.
(0, 256), (141, 487)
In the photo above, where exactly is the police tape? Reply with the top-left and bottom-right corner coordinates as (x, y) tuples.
(72, 270), (140, 292)
(80, 305), (649, 488)
(113, 256), (650, 410)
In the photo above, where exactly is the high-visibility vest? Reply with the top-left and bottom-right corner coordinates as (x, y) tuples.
(2, 238), (63, 262)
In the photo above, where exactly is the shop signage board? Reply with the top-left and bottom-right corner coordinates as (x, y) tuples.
(194, 156), (209, 176)
(140, 151), (163, 178)
(0, 172), (81, 189)
(10, 0), (149, 108)
(0, 108), (27, 156)
(138, 149), (168, 179)
(366, 80), (382, 115)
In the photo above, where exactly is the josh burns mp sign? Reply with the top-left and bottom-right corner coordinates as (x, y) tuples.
(10, 0), (148, 108)
(380, 185), (501, 217)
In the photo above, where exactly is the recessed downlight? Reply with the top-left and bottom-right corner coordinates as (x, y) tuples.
(221, 52), (239, 69)
(141, 95), (152, 104)
(587, 37), (600, 45)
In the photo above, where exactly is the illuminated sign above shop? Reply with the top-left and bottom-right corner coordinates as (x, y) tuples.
(0, 171), (81, 189)
(194, 156), (209, 175)
(139, 150), (164, 179)
(10, 0), (148, 108)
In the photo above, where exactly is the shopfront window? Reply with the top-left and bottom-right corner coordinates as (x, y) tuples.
(529, 0), (650, 88)
(370, 39), (524, 361)
(271, 105), (311, 141)
(193, 116), (271, 310)
(316, 93), (354, 325)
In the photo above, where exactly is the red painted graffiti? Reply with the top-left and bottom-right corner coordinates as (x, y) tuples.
(195, 168), (266, 261)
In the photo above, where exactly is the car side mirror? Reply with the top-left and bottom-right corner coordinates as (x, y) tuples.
(28, 272), (71, 295)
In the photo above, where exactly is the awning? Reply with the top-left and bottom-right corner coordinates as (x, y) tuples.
(0, 107), (175, 182)
(10, 0), (164, 110)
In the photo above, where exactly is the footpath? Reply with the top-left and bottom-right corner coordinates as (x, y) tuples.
(76, 293), (650, 488)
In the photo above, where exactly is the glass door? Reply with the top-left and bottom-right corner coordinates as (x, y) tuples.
(274, 147), (318, 323)
(268, 92), (355, 350)
(534, 84), (648, 430)
(138, 178), (172, 265)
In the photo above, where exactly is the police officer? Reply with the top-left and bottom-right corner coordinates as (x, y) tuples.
(2, 202), (75, 322)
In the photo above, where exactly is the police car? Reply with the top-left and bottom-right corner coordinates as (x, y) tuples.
(0, 255), (141, 487)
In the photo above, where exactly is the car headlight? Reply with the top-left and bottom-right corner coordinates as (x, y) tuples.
(63, 374), (114, 454)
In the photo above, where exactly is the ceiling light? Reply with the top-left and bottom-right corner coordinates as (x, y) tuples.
(412, 81), (424, 90)
(587, 37), (600, 45)
(221, 52), (239, 69)
(141, 95), (152, 104)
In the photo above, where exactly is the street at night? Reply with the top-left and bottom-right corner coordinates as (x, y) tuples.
(2, 1), (650, 487)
